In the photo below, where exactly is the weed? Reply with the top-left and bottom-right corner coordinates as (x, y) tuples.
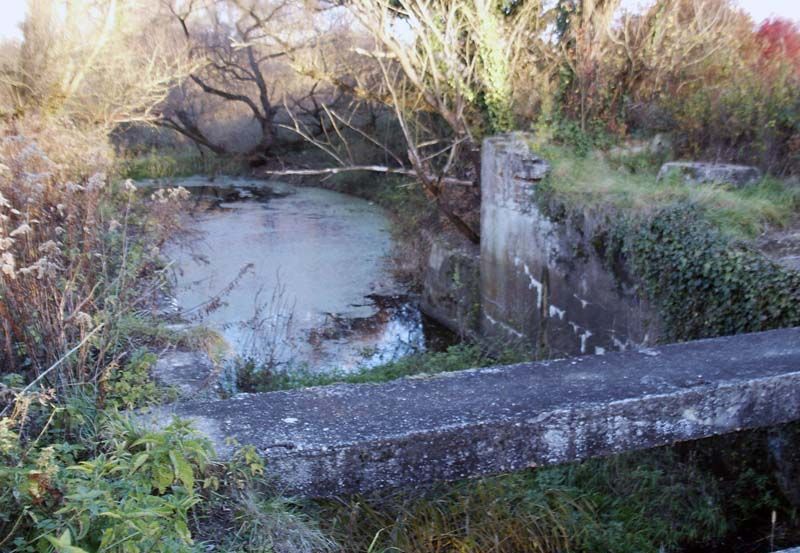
(235, 342), (528, 393)
(0, 404), (212, 553)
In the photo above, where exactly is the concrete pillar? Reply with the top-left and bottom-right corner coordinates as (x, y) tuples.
(480, 133), (659, 357)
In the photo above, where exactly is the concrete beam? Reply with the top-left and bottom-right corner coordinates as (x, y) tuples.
(146, 327), (800, 496)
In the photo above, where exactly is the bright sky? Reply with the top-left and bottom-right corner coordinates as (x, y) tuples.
(0, 0), (798, 41)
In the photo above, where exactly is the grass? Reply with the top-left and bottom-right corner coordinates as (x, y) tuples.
(317, 445), (738, 553)
(236, 343), (530, 393)
(119, 149), (248, 181)
(536, 143), (800, 240)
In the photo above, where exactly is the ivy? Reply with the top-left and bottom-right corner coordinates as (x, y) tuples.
(611, 204), (800, 342)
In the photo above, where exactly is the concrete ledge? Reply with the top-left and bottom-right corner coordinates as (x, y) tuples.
(145, 327), (800, 496)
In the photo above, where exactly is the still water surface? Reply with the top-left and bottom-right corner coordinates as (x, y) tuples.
(163, 177), (448, 373)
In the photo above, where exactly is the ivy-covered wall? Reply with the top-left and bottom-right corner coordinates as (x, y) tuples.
(609, 205), (800, 342)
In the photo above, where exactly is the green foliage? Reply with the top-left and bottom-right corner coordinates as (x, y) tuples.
(537, 143), (800, 239)
(103, 349), (163, 410)
(666, 49), (800, 174)
(611, 204), (800, 341)
(551, 118), (615, 157)
(236, 343), (527, 393)
(192, 442), (337, 553)
(0, 413), (213, 553)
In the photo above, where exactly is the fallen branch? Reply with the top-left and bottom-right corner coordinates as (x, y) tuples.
(263, 165), (475, 187)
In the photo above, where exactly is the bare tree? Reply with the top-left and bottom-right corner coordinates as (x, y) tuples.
(266, 0), (555, 243)
(158, 0), (344, 160)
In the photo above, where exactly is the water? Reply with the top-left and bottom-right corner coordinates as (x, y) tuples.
(162, 177), (451, 374)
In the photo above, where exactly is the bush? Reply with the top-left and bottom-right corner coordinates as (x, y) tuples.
(0, 120), (190, 398)
(0, 412), (212, 553)
(552, 1), (800, 174)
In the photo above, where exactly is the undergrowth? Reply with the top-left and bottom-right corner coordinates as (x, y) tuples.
(321, 425), (800, 553)
(319, 447), (732, 553)
(235, 342), (528, 393)
(612, 204), (800, 341)
(0, 406), (212, 553)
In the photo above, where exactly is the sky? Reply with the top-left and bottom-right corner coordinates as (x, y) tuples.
(0, 0), (798, 41)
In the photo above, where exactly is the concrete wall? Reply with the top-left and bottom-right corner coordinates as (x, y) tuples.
(479, 133), (661, 357)
(420, 231), (481, 338)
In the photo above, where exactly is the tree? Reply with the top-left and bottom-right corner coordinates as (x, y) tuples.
(158, 0), (345, 160)
(271, 0), (557, 243)
(5, 0), (194, 131)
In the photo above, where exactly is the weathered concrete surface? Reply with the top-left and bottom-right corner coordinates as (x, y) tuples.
(769, 424), (800, 507)
(152, 350), (221, 401)
(480, 133), (660, 356)
(657, 161), (763, 187)
(144, 326), (800, 497)
(420, 232), (481, 337)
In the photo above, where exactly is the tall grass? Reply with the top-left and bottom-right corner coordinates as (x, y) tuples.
(319, 447), (731, 553)
(119, 149), (247, 181)
(0, 122), (190, 399)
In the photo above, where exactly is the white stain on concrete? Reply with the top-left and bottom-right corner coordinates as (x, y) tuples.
(579, 330), (593, 354)
(484, 313), (524, 338)
(573, 294), (590, 309)
(513, 256), (544, 308)
(548, 305), (566, 320)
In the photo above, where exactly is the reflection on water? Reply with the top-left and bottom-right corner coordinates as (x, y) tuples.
(164, 178), (451, 374)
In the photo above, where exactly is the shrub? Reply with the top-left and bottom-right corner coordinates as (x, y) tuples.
(552, 1), (800, 174)
(0, 411), (212, 553)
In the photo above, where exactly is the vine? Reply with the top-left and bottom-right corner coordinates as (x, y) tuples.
(610, 204), (800, 342)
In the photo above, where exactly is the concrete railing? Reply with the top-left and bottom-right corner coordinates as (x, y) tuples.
(146, 326), (800, 496)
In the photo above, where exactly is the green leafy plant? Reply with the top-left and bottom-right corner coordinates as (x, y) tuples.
(102, 349), (163, 410)
(0, 411), (213, 553)
(611, 204), (800, 341)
